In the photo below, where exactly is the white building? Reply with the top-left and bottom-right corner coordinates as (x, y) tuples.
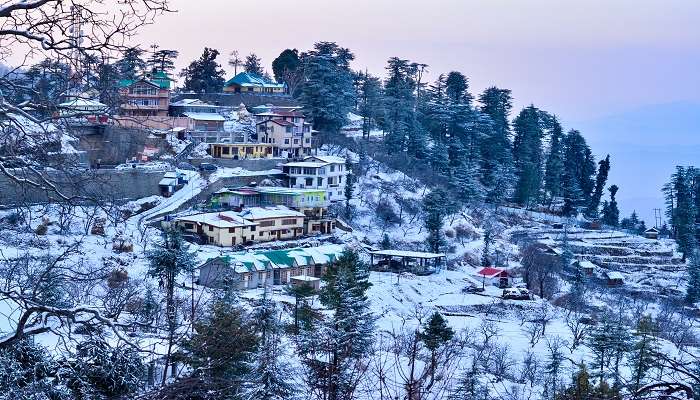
(282, 155), (348, 202)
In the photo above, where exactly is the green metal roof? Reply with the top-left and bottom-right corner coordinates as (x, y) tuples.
(117, 71), (172, 89)
(224, 72), (285, 89)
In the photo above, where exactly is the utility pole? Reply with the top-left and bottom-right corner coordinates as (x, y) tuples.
(653, 208), (662, 228)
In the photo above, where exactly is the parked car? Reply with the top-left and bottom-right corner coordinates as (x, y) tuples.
(502, 287), (532, 300)
(462, 284), (485, 294)
(199, 162), (218, 172)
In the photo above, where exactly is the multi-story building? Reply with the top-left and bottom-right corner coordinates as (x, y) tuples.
(238, 206), (306, 242)
(169, 98), (223, 116)
(255, 108), (312, 158)
(118, 71), (171, 117)
(210, 186), (335, 234)
(174, 206), (307, 246)
(174, 211), (258, 246)
(209, 142), (273, 159)
(222, 72), (287, 94)
(282, 156), (348, 202)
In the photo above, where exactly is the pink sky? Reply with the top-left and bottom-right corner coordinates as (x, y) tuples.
(135, 0), (699, 121)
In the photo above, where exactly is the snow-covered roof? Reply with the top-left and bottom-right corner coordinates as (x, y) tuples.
(605, 271), (624, 280)
(370, 249), (445, 259)
(238, 206), (305, 220)
(171, 98), (219, 108)
(184, 112), (226, 122)
(308, 155), (346, 164)
(175, 211), (257, 228)
(58, 98), (107, 109)
(224, 72), (286, 89)
(576, 260), (597, 270)
(283, 161), (327, 168)
(211, 244), (345, 273)
(291, 276), (320, 282)
(476, 267), (508, 278)
(159, 177), (178, 186)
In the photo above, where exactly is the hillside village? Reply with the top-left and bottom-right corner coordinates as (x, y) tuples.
(0, 3), (699, 400)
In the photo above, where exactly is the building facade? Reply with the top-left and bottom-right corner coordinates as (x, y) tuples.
(238, 206), (306, 242)
(209, 142), (273, 159)
(282, 156), (349, 202)
(223, 72), (287, 94)
(118, 72), (172, 117)
(197, 244), (345, 289)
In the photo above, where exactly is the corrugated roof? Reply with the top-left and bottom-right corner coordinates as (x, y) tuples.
(184, 112), (226, 122)
(224, 72), (286, 89)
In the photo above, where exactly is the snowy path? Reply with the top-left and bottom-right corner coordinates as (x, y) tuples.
(131, 170), (205, 239)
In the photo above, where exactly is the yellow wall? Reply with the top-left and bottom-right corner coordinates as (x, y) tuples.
(246, 216), (304, 242)
(175, 221), (256, 246)
(210, 143), (273, 159)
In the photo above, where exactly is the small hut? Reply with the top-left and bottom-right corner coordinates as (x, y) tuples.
(290, 275), (321, 291)
(475, 267), (511, 288)
(644, 227), (660, 240)
(604, 271), (624, 287)
(369, 250), (445, 275)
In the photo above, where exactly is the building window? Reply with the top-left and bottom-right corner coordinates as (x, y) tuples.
(184, 223), (194, 230)
(282, 218), (297, 226)
(250, 226), (256, 231)
(330, 165), (335, 172)
(305, 178), (313, 186)
(222, 147), (230, 154)
(284, 139), (290, 144)
(259, 220), (275, 227)
(208, 226), (214, 232)
(228, 228), (236, 233)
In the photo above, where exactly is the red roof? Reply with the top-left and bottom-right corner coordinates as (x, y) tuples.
(477, 267), (508, 278)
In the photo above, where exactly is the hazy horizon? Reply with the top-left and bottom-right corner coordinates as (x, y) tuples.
(131, 0), (700, 123)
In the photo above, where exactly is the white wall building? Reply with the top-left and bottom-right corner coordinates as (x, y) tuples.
(282, 156), (349, 202)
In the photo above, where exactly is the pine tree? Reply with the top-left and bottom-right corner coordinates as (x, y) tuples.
(381, 233), (392, 249)
(115, 47), (146, 80)
(628, 315), (659, 393)
(588, 155), (611, 217)
(561, 130), (596, 216)
(180, 300), (258, 397)
(478, 87), (514, 196)
(243, 298), (295, 400)
(686, 250), (700, 303)
(244, 53), (264, 75)
(512, 106), (546, 207)
(382, 58), (429, 157)
(179, 47), (226, 93)
(602, 185), (620, 226)
(419, 312), (455, 381)
(299, 42), (356, 133)
(423, 189), (448, 253)
(147, 49), (179, 74)
(147, 228), (195, 384)
(303, 250), (375, 400)
(355, 70), (384, 139)
(449, 359), (489, 400)
(272, 49), (300, 82)
(543, 116), (565, 207)
(664, 166), (698, 259)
